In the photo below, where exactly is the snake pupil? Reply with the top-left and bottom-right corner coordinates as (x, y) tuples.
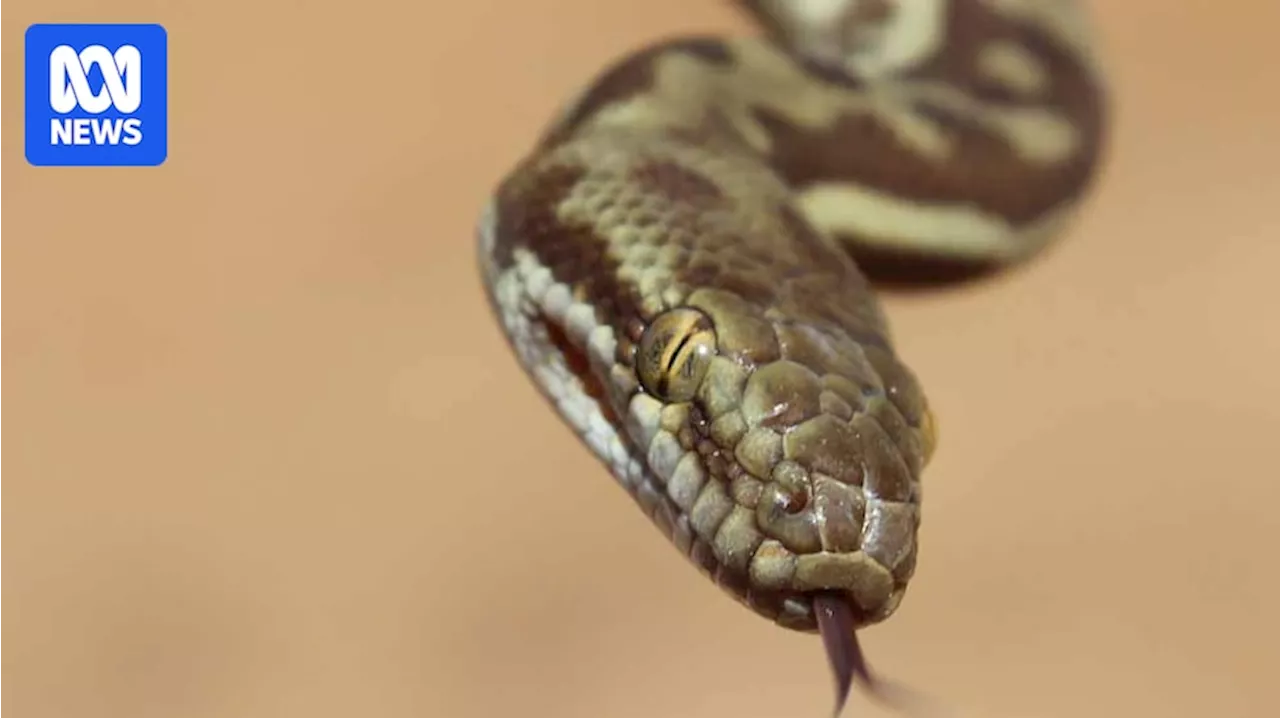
(667, 332), (697, 378)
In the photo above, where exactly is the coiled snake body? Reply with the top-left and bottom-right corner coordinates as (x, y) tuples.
(477, 0), (1106, 710)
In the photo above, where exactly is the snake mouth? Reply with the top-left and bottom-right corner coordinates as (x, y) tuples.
(542, 316), (619, 422)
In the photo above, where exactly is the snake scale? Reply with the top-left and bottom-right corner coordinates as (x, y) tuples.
(477, 0), (1107, 712)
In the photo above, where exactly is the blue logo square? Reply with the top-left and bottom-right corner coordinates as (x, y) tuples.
(25, 23), (168, 167)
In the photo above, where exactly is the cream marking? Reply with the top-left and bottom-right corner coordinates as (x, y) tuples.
(842, 0), (948, 79)
(978, 40), (1050, 96)
(668, 453), (709, 512)
(647, 430), (685, 484)
(981, 0), (1105, 77)
(751, 0), (860, 71)
(992, 106), (1079, 163)
(530, 264), (566, 306)
(524, 264), (554, 303)
(628, 393), (664, 449)
(898, 79), (1081, 164)
(565, 302), (599, 343)
(797, 182), (1023, 258)
(587, 324), (617, 371)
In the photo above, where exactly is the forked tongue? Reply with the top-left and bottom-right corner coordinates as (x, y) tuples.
(813, 591), (951, 718)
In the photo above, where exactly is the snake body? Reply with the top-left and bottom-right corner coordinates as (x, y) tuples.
(477, 0), (1106, 707)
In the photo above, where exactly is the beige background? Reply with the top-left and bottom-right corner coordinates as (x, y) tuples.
(4, 2), (1279, 717)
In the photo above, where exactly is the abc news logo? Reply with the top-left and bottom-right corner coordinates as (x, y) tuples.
(49, 44), (144, 146)
(25, 24), (167, 167)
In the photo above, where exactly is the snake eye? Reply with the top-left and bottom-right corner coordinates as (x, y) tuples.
(636, 308), (717, 403)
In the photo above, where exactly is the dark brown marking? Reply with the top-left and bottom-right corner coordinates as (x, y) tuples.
(846, 242), (1002, 288)
(668, 106), (753, 151)
(540, 37), (734, 148)
(491, 162), (647, 338)
(629, 161), (725, 206)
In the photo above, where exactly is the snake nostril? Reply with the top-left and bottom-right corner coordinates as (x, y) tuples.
(771, 459), (812, 514)
(757, 467), (821, 554)
(780, 483), (809, 514)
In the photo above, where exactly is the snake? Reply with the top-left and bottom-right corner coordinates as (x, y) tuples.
(476, 0), (1107, 712)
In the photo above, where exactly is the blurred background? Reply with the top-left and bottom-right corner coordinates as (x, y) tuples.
(4, 1), (1279, 717)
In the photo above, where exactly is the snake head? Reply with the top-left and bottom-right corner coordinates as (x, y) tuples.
(625, 293), (937, 715)
(477, 150), (946, 717)
(478, 158), (935, 650)
(630, 292), (936, 634)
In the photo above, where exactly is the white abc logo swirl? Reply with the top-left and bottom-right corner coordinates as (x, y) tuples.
(49, 44), (141, 114)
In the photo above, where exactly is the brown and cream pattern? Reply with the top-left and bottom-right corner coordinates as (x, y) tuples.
(477, 0), (1108, 711)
